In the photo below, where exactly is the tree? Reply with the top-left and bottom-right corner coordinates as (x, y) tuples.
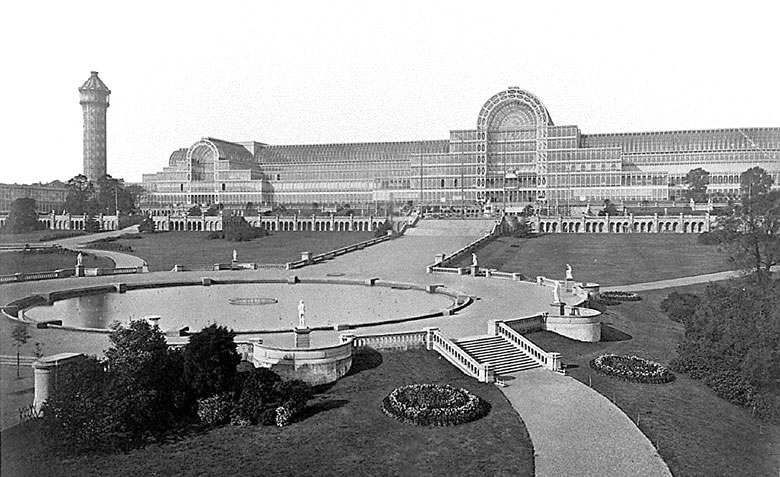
(598, 199), (619, 216)
(685, 167), (710, 202)
(138, 216), (156, 233)
(2, 198), (44, 233)
(11, 323), (31, 378)
(187, 205), (203, 216)
(715, 167), (780, 281)
(104, 320), (187, 442)
(95, 174), (135, 215)
(65, 174), (96, 215)
(183, 324), (241, 400)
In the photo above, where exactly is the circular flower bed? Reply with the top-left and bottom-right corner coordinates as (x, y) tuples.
(382, 384), (490, 426)
(600, 291), (642, 302)
(590, 354), (675, 384)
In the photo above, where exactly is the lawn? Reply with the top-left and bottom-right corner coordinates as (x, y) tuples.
(0, 250), (113, 275)
(1, 349), (534, 477)
(525, 284), (780, 477)
(458, 234), (733, 286)
(99, 231), (376, 272)
(0, 230), (89, 244)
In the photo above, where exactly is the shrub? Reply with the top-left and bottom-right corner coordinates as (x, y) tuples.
(381, 384), (490, 426)
(183, 324), (241, 400)
(138, 217), (156, 233)
(197, 393), (234, 426)
(600, 291), (641, 302)
(660, 291), (701, 324)
(233, 369), (312, 426)
(234, 368), (282, 424)
(590, 354), (675, 384)
(38, 230), (87, 242)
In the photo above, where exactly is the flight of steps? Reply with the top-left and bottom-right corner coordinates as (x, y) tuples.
(456, 335), (541, 376)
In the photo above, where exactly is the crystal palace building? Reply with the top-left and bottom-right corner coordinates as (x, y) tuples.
(141, 88), (780, 213)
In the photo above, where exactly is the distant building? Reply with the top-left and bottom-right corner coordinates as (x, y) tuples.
(141, 88), (780, 212)
(0, 183), (67, 214)
(79, 71), (111, 182)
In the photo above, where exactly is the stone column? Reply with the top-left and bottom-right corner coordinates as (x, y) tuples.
(423, 326), (439, 350)
(32, 353), (84, 412)
(294, 326), (311, 348)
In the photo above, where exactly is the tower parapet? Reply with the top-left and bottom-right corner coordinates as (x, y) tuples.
(79, 71), (110, 181)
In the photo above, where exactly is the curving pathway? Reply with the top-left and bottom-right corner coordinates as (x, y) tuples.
(46, 225), (147, 269)
(602, 265), (779, 292)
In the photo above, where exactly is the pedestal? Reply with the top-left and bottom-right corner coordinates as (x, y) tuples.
(565, 278), (574, 292)
(75, 265), (85, 277)
(551, 302), (566, 315)
(470, 265), (479, 277)
(294, 326), (311, 349)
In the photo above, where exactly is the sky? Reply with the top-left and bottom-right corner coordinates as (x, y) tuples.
(3, 1), (779, 184)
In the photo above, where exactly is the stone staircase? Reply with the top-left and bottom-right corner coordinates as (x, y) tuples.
(456, 335), (541, 376)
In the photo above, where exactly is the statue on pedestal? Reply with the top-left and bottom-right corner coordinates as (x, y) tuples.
(297, 300), (306, 328)
(232, 249), (238, 262)
(565, 264), (573, 280)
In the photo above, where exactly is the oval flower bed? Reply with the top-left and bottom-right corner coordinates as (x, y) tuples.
(382, 383), (490, 426)
(600, 291), (642, 302)
(590, 354), (675, 384)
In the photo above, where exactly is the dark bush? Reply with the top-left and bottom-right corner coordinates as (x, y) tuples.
(183, 324), (241, 400)
(38, 230), (87, 242)
(235, 368), (282, 424)
(660, 291), (701, 324)
(600, 291), (641, 302)
(196, 393), (234, 426)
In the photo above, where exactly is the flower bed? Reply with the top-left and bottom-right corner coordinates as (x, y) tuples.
(381, 383), (490, 426)
(600, 291), (642, 302)
(590, 354), (675, 384)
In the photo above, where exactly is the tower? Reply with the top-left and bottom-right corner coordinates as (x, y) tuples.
(79, 71), (111, 182)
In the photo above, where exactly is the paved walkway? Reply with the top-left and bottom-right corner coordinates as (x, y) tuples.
(503, 369), (671, 477)
(603, 265), (779, 292)
(48, 226), (147, 268)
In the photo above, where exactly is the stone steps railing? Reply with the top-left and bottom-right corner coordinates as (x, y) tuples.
(341, 330), (427, 351)
(491, 320), (561, 371)
(427, 219), (503, 274)
(426, 327), (492, 382)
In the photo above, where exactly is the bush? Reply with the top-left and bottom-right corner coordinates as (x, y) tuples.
(590, 354), (675, 384)
(233, 369), (312, 426)
(197, 393), (234, 426)
(600, 291), (641, 302)
(660, 291), (701, 324)
(381, 384), (490, 426)
(183, 324), (241, 400)
(138, 217), (156, 233)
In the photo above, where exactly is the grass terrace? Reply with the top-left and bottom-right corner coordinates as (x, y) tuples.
(99, 231), (376, 272)
(0, 251), (113, 275)
(524, 284), (780, 477)
(1, 349), (534, 477)
(461, 234), (733, 286)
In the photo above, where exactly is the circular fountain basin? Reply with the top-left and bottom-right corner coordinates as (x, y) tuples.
(24, 282), (455, 333)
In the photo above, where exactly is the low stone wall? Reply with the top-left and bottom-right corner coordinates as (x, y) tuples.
(545, 309), (602, 342)
(342, 330), (427, 351)
(251, 339), (353, 386)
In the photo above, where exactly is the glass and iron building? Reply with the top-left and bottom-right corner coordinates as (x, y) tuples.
(141, 88), (780, 212)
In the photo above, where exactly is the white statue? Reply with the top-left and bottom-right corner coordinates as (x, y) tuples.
(472, 253), (478, 267)
(297, 300), (306, 328)
(565, 264), (573, 280)
(553, 281), (562, 304)
(77, 253), (83, 267)
(232, 249), (237, 262)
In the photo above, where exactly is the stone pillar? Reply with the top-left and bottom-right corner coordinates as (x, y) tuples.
(294, 327), (311, 348)
(653, 213), (659, 233)
(301, 251), (313, 264)
(32, 353), (84, 412)
(565, 278), (574, 292)
(339, 332), (356, 344)
(548, 352), (562, 372)
(423, 326), (439, 350)
(435, 253), (445, 264)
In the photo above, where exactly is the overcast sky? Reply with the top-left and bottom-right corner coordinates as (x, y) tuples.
(4, 1), (778, 184)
